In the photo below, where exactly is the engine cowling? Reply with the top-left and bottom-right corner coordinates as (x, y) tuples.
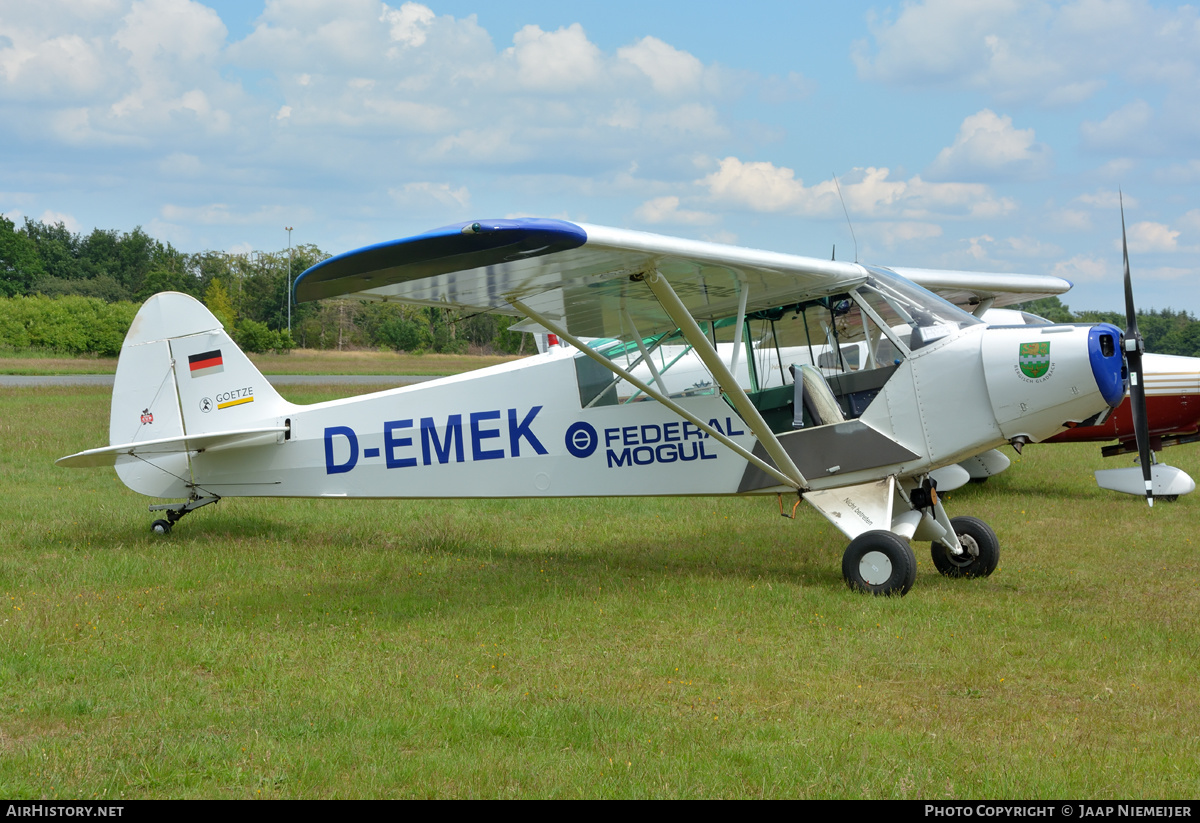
(980, 323), (1125, 442)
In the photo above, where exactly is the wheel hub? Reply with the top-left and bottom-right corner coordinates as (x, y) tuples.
(948, 533), (979, 566)
(859, 550), (893, 585)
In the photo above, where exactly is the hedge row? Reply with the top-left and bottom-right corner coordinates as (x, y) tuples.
(0, 295), (301, 357)
(0, 294), (139, 357)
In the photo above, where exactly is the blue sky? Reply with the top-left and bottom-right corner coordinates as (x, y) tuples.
(2, 0), (1199, 312)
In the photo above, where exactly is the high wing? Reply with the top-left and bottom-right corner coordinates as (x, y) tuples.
(295, 219), (864, 340)
(897, 267), (1070, 314)
(294, 219), (1070, 338)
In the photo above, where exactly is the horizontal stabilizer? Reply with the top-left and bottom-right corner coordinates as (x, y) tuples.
(57, 426), (287, 468)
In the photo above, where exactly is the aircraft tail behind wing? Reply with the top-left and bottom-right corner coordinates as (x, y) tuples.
(105, 291), (291, 497)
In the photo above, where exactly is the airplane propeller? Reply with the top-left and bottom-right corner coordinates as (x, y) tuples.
(1121, 195), (1154, 507)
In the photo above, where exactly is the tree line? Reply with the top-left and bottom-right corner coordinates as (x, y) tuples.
(1016, 297), (1200, 358)
(3, 216), (1200, 357)
(0, 216), (532, 356)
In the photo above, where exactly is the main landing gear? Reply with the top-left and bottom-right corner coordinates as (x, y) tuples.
(930, 516), (999, 579)
(148, 494), (220, 535)
(840, 517), (1000, 596)
(842, 530), (918, 596)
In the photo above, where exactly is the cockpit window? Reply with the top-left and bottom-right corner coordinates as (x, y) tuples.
(570, 264), (981, 410)
(854, 266), (982, 351)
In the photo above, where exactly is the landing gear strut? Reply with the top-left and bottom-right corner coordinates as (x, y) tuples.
(148, 494), (220, 535)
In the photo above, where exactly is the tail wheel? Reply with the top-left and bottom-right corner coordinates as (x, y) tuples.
(842, 530), (917, 597)
(931, 516), (999, 578)
(151, 519), (172, 536)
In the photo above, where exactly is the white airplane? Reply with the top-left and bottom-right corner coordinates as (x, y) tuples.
(529, 307), (1192, 498)
(57, 217), (1152, 597)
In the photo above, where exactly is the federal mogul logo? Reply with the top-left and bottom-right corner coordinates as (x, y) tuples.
(1016, 341), (1054, 382)
(564, 417), (742, 468)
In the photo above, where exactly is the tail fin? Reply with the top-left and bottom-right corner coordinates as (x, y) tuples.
(108, 292), (290, 497)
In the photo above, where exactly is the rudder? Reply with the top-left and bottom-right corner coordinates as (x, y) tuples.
(110, 292), (290, 497)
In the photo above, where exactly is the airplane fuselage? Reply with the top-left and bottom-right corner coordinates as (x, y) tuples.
(111, 310), (1125, 504)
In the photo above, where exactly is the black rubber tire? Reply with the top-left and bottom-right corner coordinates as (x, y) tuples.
(151, 519), (172, 536)
(842, 530), (917, 596)
(931, 516), (999, 578)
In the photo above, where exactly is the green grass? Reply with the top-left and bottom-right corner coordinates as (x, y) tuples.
(0, 349), (525, 377)
(2, 385), (1198, 798)
(0, 352), (119, 375)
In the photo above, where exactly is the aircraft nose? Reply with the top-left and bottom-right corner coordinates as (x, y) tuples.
(1089, 323), (1126, 408)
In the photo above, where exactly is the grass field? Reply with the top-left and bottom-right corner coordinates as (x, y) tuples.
(2, 384), (1198, 799)
(0, 349), (524, 376)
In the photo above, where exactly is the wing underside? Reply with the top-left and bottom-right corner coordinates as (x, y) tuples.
(295, 219), (869, 340)
(293, 219), (1072, 340)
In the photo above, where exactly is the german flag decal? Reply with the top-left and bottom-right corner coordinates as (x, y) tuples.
(188, 349), (224, 378)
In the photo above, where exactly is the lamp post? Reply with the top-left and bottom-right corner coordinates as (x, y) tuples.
(285, 226), (293, 335)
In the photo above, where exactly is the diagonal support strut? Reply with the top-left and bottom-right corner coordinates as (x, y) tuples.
(641, 270), (809, 490)
(507, 299), (802, 491)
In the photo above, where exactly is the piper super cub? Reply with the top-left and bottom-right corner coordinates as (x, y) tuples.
(58, 217), (1152, 596)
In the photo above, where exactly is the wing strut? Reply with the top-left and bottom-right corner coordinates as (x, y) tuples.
(625, 344), (695, 404)
(624, 312), (669, 396)
(641, 270), (809, 490)
(729, 275), (749, 376)
(508, 299), (802, 492)
(584, 338), (665, 409)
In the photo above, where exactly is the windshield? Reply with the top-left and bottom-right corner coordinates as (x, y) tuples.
(854, 266), (982, 350)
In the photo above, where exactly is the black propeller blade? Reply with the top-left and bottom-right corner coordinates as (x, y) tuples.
(1121, 194), (1154, 507)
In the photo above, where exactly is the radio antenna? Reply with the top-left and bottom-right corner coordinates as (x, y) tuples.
(832, 173), (858, 263)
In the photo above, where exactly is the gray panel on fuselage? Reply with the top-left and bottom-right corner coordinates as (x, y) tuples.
(737, 420), (920, 493)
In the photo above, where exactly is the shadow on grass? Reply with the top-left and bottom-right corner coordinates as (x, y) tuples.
(151, 496), (854, 627)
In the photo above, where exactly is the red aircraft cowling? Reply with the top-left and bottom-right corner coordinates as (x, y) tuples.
(1044, 352), (1200, 453)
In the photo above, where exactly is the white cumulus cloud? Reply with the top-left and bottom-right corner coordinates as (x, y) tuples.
(872, 222), (944, 248)
(701, 156), (1015, 221)
(38, 209), (81, 232)
(701, 157), (831, 214)
(1052, 254), (1111, 282)
(634, 196), (716, 225)
(506, 23), (602, 91)
(854, 0), (1200, 110)
(1125, 221), (1180, 253)
(1080, 99), (1158, 153)
(618, 36), (704, 95)
(927, 109), (1051, 181)
(381, 2), (435, 48)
